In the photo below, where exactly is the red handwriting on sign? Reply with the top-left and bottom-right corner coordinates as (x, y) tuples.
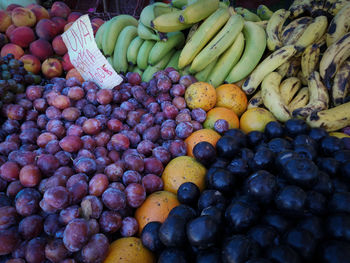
(64, 19), (94, 51)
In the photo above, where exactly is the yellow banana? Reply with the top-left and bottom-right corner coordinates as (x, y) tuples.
(257, 4), (274, 20)
(139, 2), (171, 28)
(261, 72), (292, 122)
(332, 60), (350, 106)
(179, 8), (230, 69)
(288, 87), (310, 112)
(276, 61), (290, 78)
(207, 32), (245, 88)
(289, 0), (313, 17)
(235, 7), (261, 22)
(190, 14), (244, 73)
(152, 10), (193, 33)
(247, 90), (263, 109)
(306, 101), (350, 131)
(242, 45), (298, 95)
(266, 9), (291, 51)
(297, 70), (308, 85)
(328, 0), (350, 15)
(186, 23), (200, 42)
(280, 77), (302, 105)
(301, 43), (321, 79)
(292, 71), (329, 118)
(326, 3), (350, 47)
(281, 16), (312, 45)
(225, 21), (266, 83)
(179, 0), (219, 24)
(319, 32), (350, 89)
(286, 57), (301, 77)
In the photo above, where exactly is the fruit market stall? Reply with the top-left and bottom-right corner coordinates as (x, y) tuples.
(0, 0), (350, 262)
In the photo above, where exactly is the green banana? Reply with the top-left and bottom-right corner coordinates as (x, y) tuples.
(166, 50), (181, 70)
(194, 58), (218, 82)
(225, 21), (266, 84)
(242, 45), (298, 95)
(332, 60), (350, 106)
(137, 22), (162, 41)
(292, 71), (329, 118)
(148, 31), (185, 65)
(128, 64), (135, 73)
(294, 16), (328, 52)
(261, 72), (291, 122)
(95, 21), (108, 50)
(306, 101), (350, 132)
(279, 77), (302, 105)
(102, 15), (138, 56)
(319, 32), (350, 89)
(257, 4), (274, 20)
(171, 0), (196, 9)
(235, 7), (261, 22)
(179, 0), (219, 24)
(127, 36), (144, 66)
(178, 7), (230, 69)
(140, 2), (176, 28)
(107, 56), (113, 67)
(112, 26), (138, 74)
(281, 16), (312, 45)
(142, 50), (175, 82)
(266, 9), (291, 51)
(132, 66), (143, 76)
(152, 10), (193, 33)
(207, 32), (245, 88)
(289, 87), (309, 112)
(326, 3), (350, 47)
(180, 65), (191, 76)
(190, 14), (244, 73)
(137, 40), (156, 70)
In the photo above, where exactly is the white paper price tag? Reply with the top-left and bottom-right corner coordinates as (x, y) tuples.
(62, 15), (123, 89)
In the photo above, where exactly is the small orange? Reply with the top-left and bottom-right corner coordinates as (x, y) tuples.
(162, 156), (206, 194)
(184, 128), (221, 157)
(215, 84), (248, 116)
(134, 191), (180, 235)
(203, 107), (239, 130)
(103, 237), (155, 263)
(240, 107), (276, 133)
(185, 81), (216, 111)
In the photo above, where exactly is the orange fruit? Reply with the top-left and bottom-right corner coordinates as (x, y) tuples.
(104, 237), (155, 263)
(185, 81), (216, 111)
(203, 107), (239, 130)
(162, 156), (206, 194)
(215, 84), (248, 116)
(240, 107), (276, 133)
(135, 191), (180, 235)
(185, 128), (221, 157)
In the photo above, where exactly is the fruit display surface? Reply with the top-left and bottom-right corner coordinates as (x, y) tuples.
(0, 0), (350, 262)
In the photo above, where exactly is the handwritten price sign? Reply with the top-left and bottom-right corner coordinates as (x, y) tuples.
(62, 15), (123, 89)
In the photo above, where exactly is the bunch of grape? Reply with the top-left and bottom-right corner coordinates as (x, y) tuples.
(0, 54), (42, 110)
(0, 68), (204, 262)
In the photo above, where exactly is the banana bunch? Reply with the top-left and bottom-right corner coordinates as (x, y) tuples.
(288, 0), (350, 18)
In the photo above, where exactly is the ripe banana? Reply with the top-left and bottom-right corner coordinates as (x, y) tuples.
(152, 10), (193, 33)
(137, 22), (161, 41)
(235, 7), (261, 22)
(112, 26), (138, 74)
(261, 72), (291, 122)
(190, 14), (244, 73)
(178, 8), (230, 69)
(289, 87), (309, 112)
(328, 0), (350, 15)
(102, 15), (138, 56)
(281, 17), (312, 45)
(280, 77), (302, 105)
(306, 101), (350, 131)
(207, 32), (245, 88)
(266, 9), (291, 51)
(254, 20), (268, 29)
(225, 21), (266, 84)
(294, 16), (328, 52)
(332, 60), (350, 105)
(286, 57), (301, 77)
(148, 31), (185, 65)
(289, 0), (313, 18)
(179, 0), (219, 24)
(319, 32), (350, 89)
(137, 40), (156, 70)
(297, 70), (308, 85)
(242, 45), (298, 95)
(301, 43), (321, 79)
(257, 5), (274, 20)
(95, 21), (108, 50)
(127, 36), (144, 66)
(166, 50), (181, 70)
(194, 58), (218, 82)
(142, 50), (175, 82)
(292, 71), (329, 118)
(276, 61), (289, 78)
(326, 3), (350, 47)
(186, 23), (200, 42)
(247, 90), (263, 109)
